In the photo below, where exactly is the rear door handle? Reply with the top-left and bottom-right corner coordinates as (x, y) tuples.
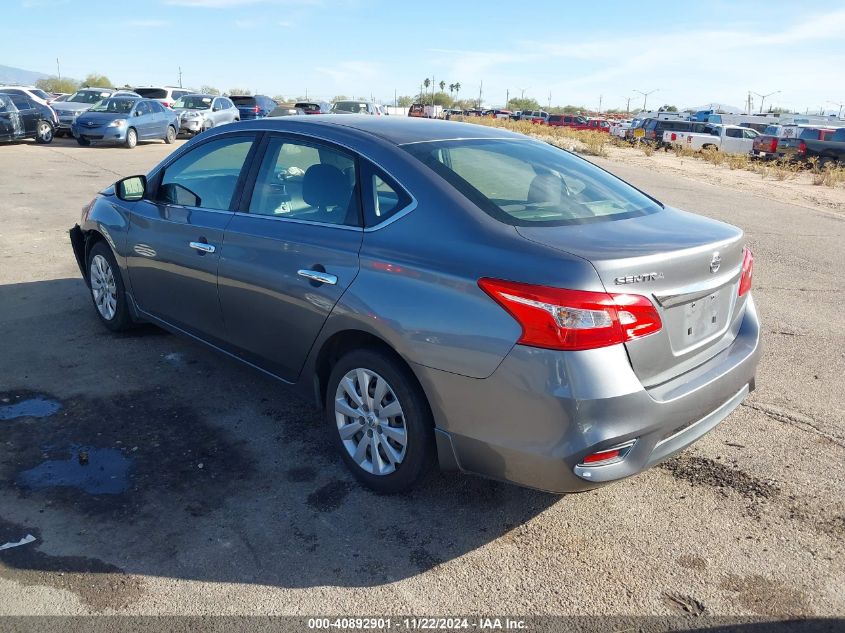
(297, 269), (337, 285)
(189, 241), (215, 254)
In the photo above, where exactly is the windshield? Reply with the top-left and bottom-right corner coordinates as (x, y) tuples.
(69, 90), (110, 104)
(30, 89), (51, 100)
(89, 98), (137, 113)
(404, 138), (661, 226)
(332, 101), (369, 114)
(173, 95), (213, 109)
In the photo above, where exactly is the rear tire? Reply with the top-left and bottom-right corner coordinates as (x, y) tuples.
(325, 349), (434, 493)
(164, 125), (176, 144)
(124, 127), (137, 149)
(87, 240), (133, 332)
(35, 121), (54, 144)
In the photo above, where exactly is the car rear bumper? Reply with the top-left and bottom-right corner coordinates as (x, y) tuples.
(417, 296), (761, 493)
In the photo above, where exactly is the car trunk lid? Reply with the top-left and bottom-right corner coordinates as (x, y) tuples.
(516, 208), (747, 387)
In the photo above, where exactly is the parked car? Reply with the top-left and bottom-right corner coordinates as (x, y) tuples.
(68, 117), (759, 494)
(520, 110), (549, 124)
(663, 124), (758, 154)
(331, 100), (385, 115)
(52, 88), (123, 137)
(133, 86), (195, 109)
(547, 114), (587, 128)
(408, 103), (426, 118)
(0, 85), (53, 106)
(294, 101), (331, 114)
(777, 127), (845, 166)
(0, 93), (56, 144)
(610, 120), (632, 139)
(229, 94), (276, 120)
(752, 124), (813, 160)
(641, 118), (696, 145)
(72, 97), (178, 148)
(269, 104), (306, 117)
(171, 94), (239, 135)
(443, 108), (464, 120)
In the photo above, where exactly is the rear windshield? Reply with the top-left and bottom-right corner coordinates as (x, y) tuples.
(333, 101), (369, 113)
(173, 95), (213, 109)
(89, 98), (137, 113)
(69, 90), (111, 104)
(135, 88), (168, 99)
(295, 102), (321, 112)
(30, 89), (51, 100)
(404, 138), (661, 226)
(230, 96), (257, 106)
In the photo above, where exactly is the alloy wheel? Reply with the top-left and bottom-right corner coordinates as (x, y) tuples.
(334, 368), (407, 476)
(37, 122), (52, 142)
(90, 254), (117, 321)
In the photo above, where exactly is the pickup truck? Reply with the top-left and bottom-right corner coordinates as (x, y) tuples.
(776, 128), (843, 165)
(663, 124), (759, 154)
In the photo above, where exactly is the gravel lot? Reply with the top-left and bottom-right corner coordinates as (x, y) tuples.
(0, 135), (842, 625)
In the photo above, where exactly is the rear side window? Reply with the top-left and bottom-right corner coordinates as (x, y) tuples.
(798, 128), (821, 140)
(725, 128), (743, 138)
(361, 164), (413, 227)
(156, 136), (255, 210)
(404, 138), (661, 226)
(9, 96), (31, 110)
(248, 137), (360, 226)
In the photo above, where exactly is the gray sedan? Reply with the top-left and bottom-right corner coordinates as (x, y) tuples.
(68, 117), (760, 494)
(172, 94), (239, 135)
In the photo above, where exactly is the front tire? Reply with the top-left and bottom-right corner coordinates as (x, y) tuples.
(35, 121), (54, 144)
(124, 127), (138, 149)
(87, 241), (133, 332)
(76, 136), (91, 146)
(164, 125), (176, 144)
(326, 349), (434, 493)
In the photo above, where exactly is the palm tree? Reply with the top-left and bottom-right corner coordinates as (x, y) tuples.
(454, 82), (461, 105)
(449, 83), (455, 99)
(423, 78), (431, 104)
(439, 80), (445, 93)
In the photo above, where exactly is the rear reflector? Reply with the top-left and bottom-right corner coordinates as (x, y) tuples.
(738, 248), (753, 297)
(580, 440), (637, 466)
(478, 279), (662, 351)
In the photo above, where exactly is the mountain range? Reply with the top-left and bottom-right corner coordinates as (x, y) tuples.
(0, 64), (50, 86)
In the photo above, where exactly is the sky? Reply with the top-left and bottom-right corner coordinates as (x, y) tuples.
(5, 0), (845, 113)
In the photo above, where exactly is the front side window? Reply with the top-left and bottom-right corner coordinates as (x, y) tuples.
(248, 137), (359, 226)
(404, 138), (661, 226)
(135, 102), (150, 116)
(156, 136), (254, 210)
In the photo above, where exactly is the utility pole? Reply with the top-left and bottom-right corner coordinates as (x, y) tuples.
(394, 89), (397, 108)
(752, 90), (780, 113)
(548, 91), (551, 109)
(56, 58), (61, 80)
(827, 101), (844, 118)
(598, 94), (602, 114)
(478, 80), (483, 108)
(746, 91), (753, 115)
(505, 89), (509, 110)
(177, 66), (183, 88)
(634, 88), (658, 113)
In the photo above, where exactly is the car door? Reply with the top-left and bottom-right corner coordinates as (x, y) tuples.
(217, 134), (364, 381)
(146, 100), (168, 138)
(126, 133), (259, 342)
(723, 127), (744, 153)
(9, 96), (37, 136)
(0, 95), (20, 140)
(133, 101), (155, 138)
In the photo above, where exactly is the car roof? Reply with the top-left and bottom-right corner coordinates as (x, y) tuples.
(238, 115), (527, 146)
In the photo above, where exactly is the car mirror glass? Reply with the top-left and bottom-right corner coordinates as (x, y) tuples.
(116, 175), (146, 202)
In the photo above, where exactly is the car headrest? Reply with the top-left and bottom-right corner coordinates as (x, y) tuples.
(302, 164), (350, 209)
(527, 173), (563, 205)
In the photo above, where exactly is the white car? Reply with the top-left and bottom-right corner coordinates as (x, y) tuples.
(663, 124), (759, 154)
(171, 94), (240, 135)
(133, 86), (195, 109)
(0, 85), (53, 106)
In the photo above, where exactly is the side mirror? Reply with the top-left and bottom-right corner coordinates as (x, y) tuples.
(116, 175), (146, 202)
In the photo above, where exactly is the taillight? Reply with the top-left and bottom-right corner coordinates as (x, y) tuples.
(478, 279), (662, 351)
(671, 133), (677, 141)
(769, 138), (777, 153)
(738, 248), (753, 297)
(162, 101), (171, 108)
(798, 140), (807, 155)
(254, 105), (260, 114)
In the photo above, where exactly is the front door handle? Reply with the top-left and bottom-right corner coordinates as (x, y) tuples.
(297, 269), (338, 285)
(189, 241), (215, 254)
